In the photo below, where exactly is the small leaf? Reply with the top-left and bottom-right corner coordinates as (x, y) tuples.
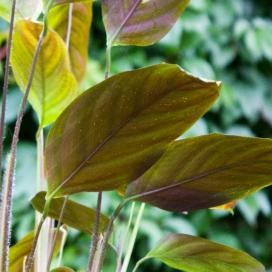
(9, 228), (65, 272)
(126, 134), (272, 212)
(11, 20), (78, 127)
(211, 201), (236, 214)
(146, 234), (265, 272)
(101, 0), (189, 46)
(31, 191), (109, 234)
(51, 267), (75, 272)
(45, 64), (220, 197)
(48, 2), (93, 81)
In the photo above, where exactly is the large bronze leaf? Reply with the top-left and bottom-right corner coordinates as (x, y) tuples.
(45, 64), (220, 197)
(101, 0), (189, 46)
(126, 134), (272, 212)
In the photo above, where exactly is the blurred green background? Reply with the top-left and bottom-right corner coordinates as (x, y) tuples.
(0, 0), (272, 271)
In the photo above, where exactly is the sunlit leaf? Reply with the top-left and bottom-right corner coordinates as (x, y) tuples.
(54, 0), (91, 5)
(211, 201), (236, 214)
(11, 20), (78, 127)
(145, 234), (265, 272)
(0, 0), (42, 22)
(51, 267), (75, 272)
(48, 2), (92, 82)
(45, 64), (220, 197)
(31, 192), (109, 234)
(9, 228), (65, 272)
(101, 0), (189, 46)
(126, 134), (272, 212)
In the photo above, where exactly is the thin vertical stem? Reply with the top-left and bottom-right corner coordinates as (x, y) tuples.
(87, 192), (103, 271)
(105, 45), (112, 79)
(65, 3), (73, 49)
(120, 203), (145, 272)
(46, 196), (69, 271)
(0, 0), (17, 184)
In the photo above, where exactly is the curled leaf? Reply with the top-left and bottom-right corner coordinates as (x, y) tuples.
(127, 134), (272, 212)
(45, 64), (220, 197)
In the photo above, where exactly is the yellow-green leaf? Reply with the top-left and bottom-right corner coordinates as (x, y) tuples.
(48, 2), (93, 82)
(145, 234), (265, 272)
(0, 0), (42, 22)
(126, 134), (272, 212)
(32, 192), (109, 234)
(45, 64), (220, 197)
(9, 228), (66, 272)
(54, 0), (91, 5)
(11, 20), (78, 127)
(101, 0), (189, 46)
(51, 267), (75, 272)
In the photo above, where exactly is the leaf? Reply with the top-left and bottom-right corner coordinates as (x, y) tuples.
(51, 267), (75, 272)
(45, 64), (220, 197)
(9, 228), (66, 272)
(145, 234), (265, 272)
(211, 201), (236, 214)
(0, 0), (42, 22)
(101, 0), (189, 46)
(48, 2), (93, 82)
(54, 0), (91, 5)
(126, 134), (272, 212)
(31, 191), (109, 234)
(11, 20), (78, 127)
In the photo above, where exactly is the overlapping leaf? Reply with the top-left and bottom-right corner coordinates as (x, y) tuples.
(48, 1), (92, 82)
(45, 64), (220, 197)
(126, 134), (272, 212)
(9, 228), (65, 272)
(145, 234), (265, 272)
(32, 192), (109, 234)
(11, 20), (78, 127)
(101, 0), (189, 46)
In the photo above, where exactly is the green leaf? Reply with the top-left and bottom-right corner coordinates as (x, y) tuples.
(9, 228), (66, 272)
(126, 134), (272, 212)
(48, 2), (93, 82)
(101, 0), (189, 46)
(45, 64), (220, 197)
(11, 20), (78, 127)
(145, 234), (265, 272)
(31, 191), (109, 234)
(51, 267), (75, 272)
(54, 0), (91, 5)
(0, 0), (42, 22)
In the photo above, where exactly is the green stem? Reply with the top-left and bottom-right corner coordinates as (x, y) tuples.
(120, 203), (145, 272)
(105, 45), (112, 79)
(116, 202), (135, 272)
(131, 256), (151, 272)
(87, 192), (103, 271)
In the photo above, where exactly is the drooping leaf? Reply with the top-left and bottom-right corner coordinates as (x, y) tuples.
(48, 2), (93, 82)
(11, 20), (78, 127)
(126, 134), (272, 212)
(0, 0), (43, 22)
(45, 64), (220, 197)
(51, 267), (75, 272)
(145, 234), (265, 272)
(101, 0), (189, 46)
(31, 191), (109, 234)
(9, 228), (66, 272)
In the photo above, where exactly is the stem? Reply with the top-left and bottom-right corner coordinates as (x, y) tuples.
(120, 203), (145, 272)
(116, 202), (135, 272)
(0, 0), (17, 183)
(24, 214), (47, 272)
(131, 256), (150, 272)
(65, 3), (73, 49)
(87, 192), (103, 271)
(105, 45), (112, 79)
(94, 199), (131, 272)
(46, 196), (68, 271)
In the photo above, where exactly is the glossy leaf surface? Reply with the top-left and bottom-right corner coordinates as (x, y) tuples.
(101, 0), (189, 46)
(146, 234), (265, 272)
(45, 64), (220, 197)
(9, 228), (65, 272)
(48, 2), (92, 81)
(127, 134), (272, 212)
(32, 192), (109, 234)
(11, 20), (78, 127)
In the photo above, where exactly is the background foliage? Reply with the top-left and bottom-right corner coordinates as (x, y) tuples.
(0, 0), (271, 271)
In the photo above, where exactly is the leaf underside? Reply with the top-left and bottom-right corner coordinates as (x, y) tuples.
(45, 64), (220, 197)
(126, 134), (272, 212)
